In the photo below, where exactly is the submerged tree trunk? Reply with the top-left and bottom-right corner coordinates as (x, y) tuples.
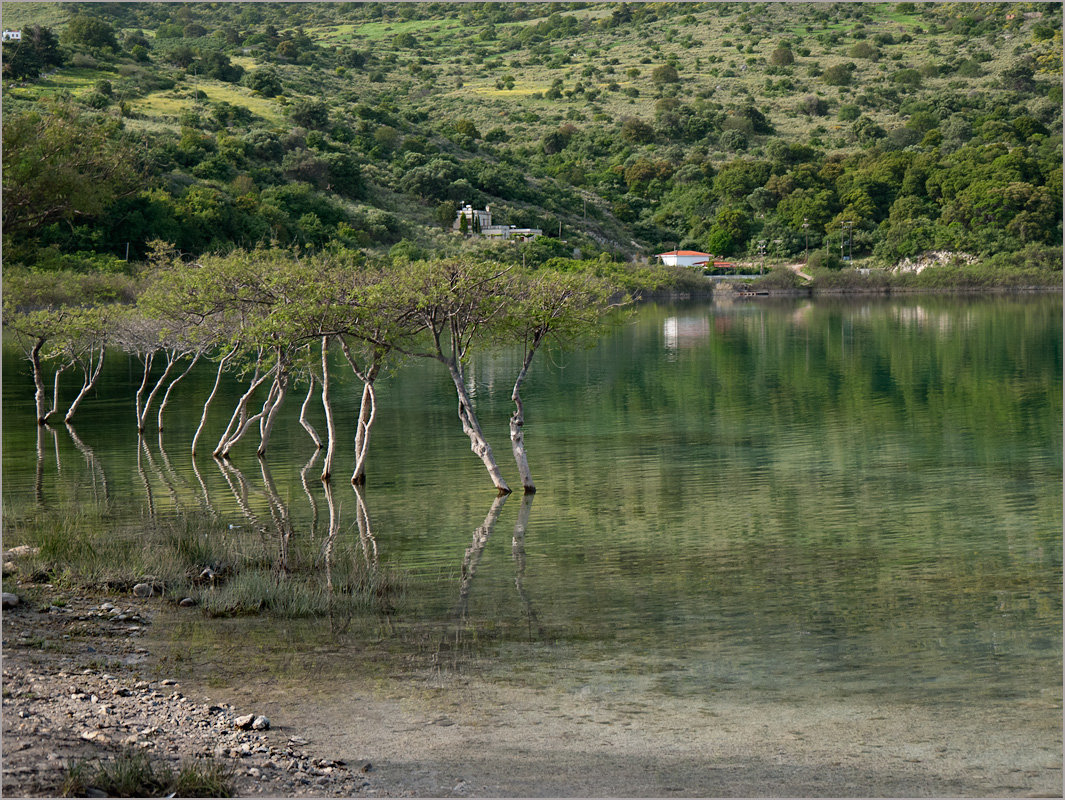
(192, 344), (239, 456)
(257, 371), (289, 457)
(447, 360), (511, 495)
(338, 338), (381, 486)
(64, 346), (106, 424)
(31, 338), (48, 425)
(509, 343), (540, 494)
(214, 353), (276, 458)
(137, 355), (179, 432)
(220, 373), (278, 458)
(157, 351), (202, 431)
(351, 377), (377, 486)
(320, 336), (337, 482)
(299, 375), (323, 450)
(47, 361), (72, 422)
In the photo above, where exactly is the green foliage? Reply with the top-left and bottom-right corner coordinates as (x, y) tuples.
(807, 248), (842, 271)
(65, 14), (118, 51)
(0, 2), (1058, 276)
(2, 24), (63, 80)
(1, 101), (143, 247)
(61, 749), (233, 797)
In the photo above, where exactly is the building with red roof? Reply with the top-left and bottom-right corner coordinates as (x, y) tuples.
(655, 250), (712, 268)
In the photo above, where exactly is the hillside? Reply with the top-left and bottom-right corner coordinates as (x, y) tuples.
(2, 1), (1061, 276)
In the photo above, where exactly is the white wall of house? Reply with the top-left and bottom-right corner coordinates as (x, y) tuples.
(656, 250), (712, 267)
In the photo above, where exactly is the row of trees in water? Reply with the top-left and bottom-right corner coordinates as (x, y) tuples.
(4, 248), (622, 494)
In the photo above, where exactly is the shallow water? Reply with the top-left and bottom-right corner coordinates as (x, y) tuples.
(3, 294), (1061, 791)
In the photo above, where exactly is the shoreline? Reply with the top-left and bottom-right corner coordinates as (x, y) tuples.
(642, 283), (1063, 301)
(1, 584), (375, 798)
(5, 580), (1061, 798)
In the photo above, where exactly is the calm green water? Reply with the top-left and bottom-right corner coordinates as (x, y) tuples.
(3, 295), (1062, 713)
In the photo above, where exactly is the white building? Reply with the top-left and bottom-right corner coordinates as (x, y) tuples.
(453, 204), (542, 241)
(655, 250), (713, 268)
(3, 30), (22, 41)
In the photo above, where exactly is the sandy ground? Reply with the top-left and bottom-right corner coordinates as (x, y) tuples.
(3, 585), (1061, 798)
(212, 665), (1063, 798)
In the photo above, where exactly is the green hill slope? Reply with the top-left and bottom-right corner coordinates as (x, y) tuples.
(2, 2), (1061, 275)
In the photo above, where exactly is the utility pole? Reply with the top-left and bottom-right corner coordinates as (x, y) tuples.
(841, 221), (854, 264)
(757, 239), (766, 275)
(802, 218), (809, 263)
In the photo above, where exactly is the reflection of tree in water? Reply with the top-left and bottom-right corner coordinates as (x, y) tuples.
(512, 493), (545, 641)
(319, 480), (381, 635)
(66, 423), (109, 506)
(433, 493), (546, 674)
(454, 493), (508, 623)
(300, 450), (322, 542)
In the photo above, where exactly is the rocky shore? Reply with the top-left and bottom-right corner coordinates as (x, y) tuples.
(1, 585), (379, 797)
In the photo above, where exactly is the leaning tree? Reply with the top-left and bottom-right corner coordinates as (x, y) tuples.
(387, 256), (518, 494)
(500, 269), (623, 493)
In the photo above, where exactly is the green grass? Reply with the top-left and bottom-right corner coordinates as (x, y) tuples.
(0, 2), (69, 29)
(5, 505), (405, 620)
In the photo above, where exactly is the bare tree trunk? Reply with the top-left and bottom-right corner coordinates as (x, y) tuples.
(134, 352), (155, 432)
(192, 343), (239, 456)
(257, 371), (289, 457)
(64, 346), (106, 424)
(299, 376), (323, 450)
(338, 338), (380, 486)
(351, 379), (376, 486)
(47, 361), (72, 421)
(137, 353), (180, 432)
(219, 375), (277, 458)
(214, 354), (276, 458)
(320, 336), (336, 482)
(509, 345), (539, 493)
(447, 361), (510, 495)
(157, 351), (202, 431)
(31, 338), (48, 425)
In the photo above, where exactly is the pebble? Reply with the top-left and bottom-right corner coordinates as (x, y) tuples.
(2, 593), (20, 609)
(252, 715), (271, 731)
(132, 583), (152, 598)
(234, 714), (256, 729)
(179, 597), (196, 607)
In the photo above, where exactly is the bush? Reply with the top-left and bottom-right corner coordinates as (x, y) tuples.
(807, 248), (842, 270)
(752, 267), (807, 289)
(822, 64), (852, 86)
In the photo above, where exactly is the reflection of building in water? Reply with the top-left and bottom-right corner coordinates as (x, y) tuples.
(893, 304), (953, 333)
(663, 316), (710, 350)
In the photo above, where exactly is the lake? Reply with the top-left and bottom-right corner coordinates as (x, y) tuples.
(3, 293), (1061, 795)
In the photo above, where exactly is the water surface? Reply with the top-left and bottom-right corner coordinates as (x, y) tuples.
(3, 294), (1061, 793)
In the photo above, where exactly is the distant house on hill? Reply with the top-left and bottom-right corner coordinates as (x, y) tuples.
(655, 250), (712, 268)
(453, 204), (542, 241)
(3, 30), (22, 41)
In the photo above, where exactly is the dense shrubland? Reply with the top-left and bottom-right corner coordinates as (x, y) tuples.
(1, 2), (1061, 279)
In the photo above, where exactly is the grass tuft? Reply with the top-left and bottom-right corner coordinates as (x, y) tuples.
(60, 750), (232, 798)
